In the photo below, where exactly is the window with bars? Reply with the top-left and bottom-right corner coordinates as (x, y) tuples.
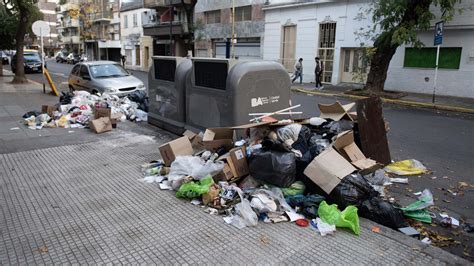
(205, 10), (221, 24)
(319, 23), (336, 48)
(318, 23), (336, 83)
(133, 14), (138, 27)
(234, 6), (252, 22)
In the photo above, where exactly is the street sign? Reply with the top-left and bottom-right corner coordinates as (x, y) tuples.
(32, 20), (50, 36)
(434, 21), (443, 46)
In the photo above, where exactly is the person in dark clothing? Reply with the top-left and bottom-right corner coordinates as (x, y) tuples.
(315, 57), (324, 90)
(121, 54), (126, 67)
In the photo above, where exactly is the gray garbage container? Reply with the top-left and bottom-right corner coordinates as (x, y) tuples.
(148, 56), (191, 134)
(185, 58), (291, 130)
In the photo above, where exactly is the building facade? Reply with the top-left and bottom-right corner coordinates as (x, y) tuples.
(142, 0), (196, 57)
(56, 0), (82, 54)
(82, 0), (121, 62)
(194, 0), (265, 59)
(262, 0), (474, 98)
(120, 1), (154, 71)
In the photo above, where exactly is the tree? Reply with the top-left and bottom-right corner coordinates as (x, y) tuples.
(360, 0), (461, 93)
(181, 0), (197, 54)
(0, 3), (17, 76)
(1, 0), (42, 83)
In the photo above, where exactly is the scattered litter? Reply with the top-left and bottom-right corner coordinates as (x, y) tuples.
(159, 181), (173, 190)
(398, 227), (420, 239)
(10, 127), (20, 130)
(139, 175), (165, 184)
(413, 191), (422, 196)
(295, 219), (309, 227)
(68, 130), (74, 133)
(421, 237), (432, 245)
(190, 199), (202, 205)
(371, 226), (381, 233)
(390, 178), (408, 184)
(384, 159), (428, 176)
(314, 218), (336, 236)
(431, 176), (437, 179)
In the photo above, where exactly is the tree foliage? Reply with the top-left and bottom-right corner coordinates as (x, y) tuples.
(355, 0), (462, 93)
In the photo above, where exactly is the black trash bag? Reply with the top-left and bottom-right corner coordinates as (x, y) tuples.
(308, 133), (331, 158)
(328, 173), (379, 209)
(325, 120), (353, 134)
(291, 125), (314, 175)
(286, 194), (326, 219)
(261, 138), (289, 152)
(22, 111), (41, 118)
(249, 149), (296, 188)
(128, 90), (147, 104)
(359, 197), (407, 229)
(59, 91), (74, 105)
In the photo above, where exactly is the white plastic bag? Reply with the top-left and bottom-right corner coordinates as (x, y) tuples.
(168, 156), (224, 181)
(231, 186), (258, 229)
(315, 218), (336, 236)
(250, 192), (277, 213)
(276, 124), (302, 146)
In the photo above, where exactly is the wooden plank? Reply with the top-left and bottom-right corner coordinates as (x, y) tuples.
(356, 97), (391, 165)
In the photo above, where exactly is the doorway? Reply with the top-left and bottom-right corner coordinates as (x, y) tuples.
(340, 48), (369, 83)
(281, 25), (296, 71)
(144, 46), (149, 69)
(135, 46), (141, 66)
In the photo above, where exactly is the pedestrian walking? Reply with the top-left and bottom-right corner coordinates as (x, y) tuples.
(121, 54), (126, 67)
(292, 58), (303, 84)
(315, 57), (324, 90)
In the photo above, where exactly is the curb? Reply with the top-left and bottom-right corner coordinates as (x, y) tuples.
(292, 87), (474, 114)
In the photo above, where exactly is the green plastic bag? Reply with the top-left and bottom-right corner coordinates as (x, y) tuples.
(403, 209), (432, 223)
(281, 181), (306, 196)
(176, 175), (214, 199)
(318, 201), (360, 235)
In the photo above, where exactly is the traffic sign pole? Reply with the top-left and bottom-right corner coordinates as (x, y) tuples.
(432, 44), (440, 104)
(41, 28), (46, 94)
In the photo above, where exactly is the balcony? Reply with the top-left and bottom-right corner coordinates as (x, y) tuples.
(143, 21), (188, 36)
(61, 36), (81, 44)
(58, 20), (80, 29)
(144, 0), (167, 8)
(92, 11), (113, 23)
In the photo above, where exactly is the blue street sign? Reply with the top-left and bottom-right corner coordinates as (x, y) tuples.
(434, 21), (443, 46)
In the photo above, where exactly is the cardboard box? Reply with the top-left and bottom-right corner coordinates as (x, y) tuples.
(183, 129), (205, 152)
(212, 163), (234, 182)
(303, 147), (356, 194)
(318, 101), (355, 121)
(94, 107), (111, 119)
(333, 130), (381, 174)
(217, 147), (249, 179)
(41, 105), (56, 116)
(90, 117), (113, 134)
(159, 136), (194, 166)
(110, 113), (122, 128)
(202, 127), (235, 151)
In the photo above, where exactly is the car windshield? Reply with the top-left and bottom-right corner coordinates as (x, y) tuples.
(24, 53), (40, 61)
(89, 64), (129, 79)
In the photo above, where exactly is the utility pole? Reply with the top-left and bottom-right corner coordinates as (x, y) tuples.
(169, 5), (173, 56)
(231, 0), (235, 59)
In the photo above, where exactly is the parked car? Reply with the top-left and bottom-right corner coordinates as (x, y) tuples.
(55, 51), (68, 63)
(68, 61), (146, 96)
(11, 49), (44, 73)
(66, 53), (80, 64)
(1, 51), (9, 65)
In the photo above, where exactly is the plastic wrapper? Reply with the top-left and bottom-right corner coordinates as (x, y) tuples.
(285, 194), (325, 219)
(315, 217), (336, 236)
(384, 159), (428, 176)
(249, 150), (296, 188)
(281, 181), (305, 196)
(168, 156), (224, 181)
(326, 120), (353, 134)
(318, 201), (360, 235)
(276, 124), (302, 147)
(401, 189), (434, 211)
(176, 175), (214, 198)
(250, 191), (277, 213)
(359, 197), (407, 229)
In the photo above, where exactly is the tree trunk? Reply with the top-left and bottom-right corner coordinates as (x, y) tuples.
(365, 38), (398, 93)
(12, 8), (29, 84)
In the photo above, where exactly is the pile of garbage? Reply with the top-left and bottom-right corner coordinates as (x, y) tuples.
(140, 100), (439, 236)
(22, 90), (149, 132)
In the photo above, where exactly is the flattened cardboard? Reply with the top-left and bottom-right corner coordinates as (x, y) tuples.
(303, 147), (356, 194)
(90, 117), (113, 134)
(217, 147), (249, 179)
(94, 107), (111, 119)
(318, 101), (355, 121)
(183, 129), (197, 140)
(333, 130), (380, 172)
(41, 105), (56, 116)
(212, 163), (234, 182)
(202, 127), (235, 151)
(159, 136), (194, 166)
